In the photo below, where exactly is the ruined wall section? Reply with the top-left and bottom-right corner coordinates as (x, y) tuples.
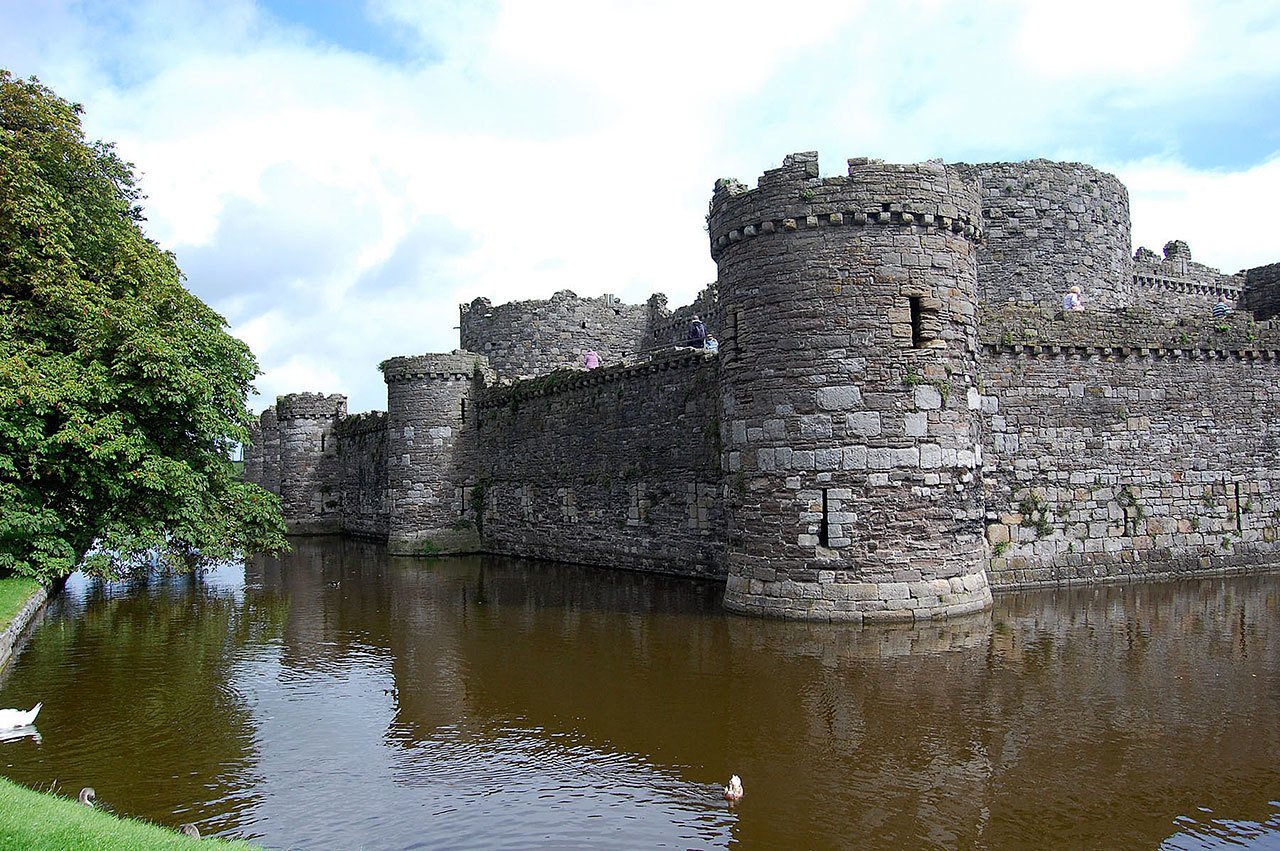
(644, 284), (722, 349)
(276, 393), (347, 534)
(1243, 262), (1280, 320)
(958, 161), (1133, 310)
(459, 291), (649, 379)
(1132, 240), (1244, 315)
(708, 152), (991, 622)
(474, 349), (724, 578)
(979, 306), (1280, 587)
(381, 353), (485, 555)
(334, 411), (389, 540)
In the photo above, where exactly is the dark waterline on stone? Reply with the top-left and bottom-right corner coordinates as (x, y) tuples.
(1, 538), (1278, 849)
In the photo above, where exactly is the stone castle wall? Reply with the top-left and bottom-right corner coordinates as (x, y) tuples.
(459, 291), (649, 379)
(1243, 262), (1280, 320)
(334, 411), (390, 539)
(248, 150), (1280, 623)
(1132, 240), (1245, 316)
(473, 349), (724, 577)
(259, 407), (280, 497)
(957, 161), (1134, 310)
(978, 307), (1280, 586)
(644, 284), (722, 349)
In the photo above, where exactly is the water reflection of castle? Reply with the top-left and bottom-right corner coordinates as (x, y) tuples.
(247, 153), (1280, 622)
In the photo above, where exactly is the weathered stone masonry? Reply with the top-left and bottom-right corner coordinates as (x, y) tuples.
(247, 151), (1280, 623)
(476, 348), (724, 578)
(708, 153), (990, 621)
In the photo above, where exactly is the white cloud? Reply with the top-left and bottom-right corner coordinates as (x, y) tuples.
(1117, 154), (1280, 273)
(1016, 0), (1195, 79)
(3, 0), (1279, 415)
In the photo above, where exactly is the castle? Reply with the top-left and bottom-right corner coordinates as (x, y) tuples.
(244, 153), (1280, 623)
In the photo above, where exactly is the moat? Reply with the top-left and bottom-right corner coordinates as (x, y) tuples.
(2, 539), (1278, 848)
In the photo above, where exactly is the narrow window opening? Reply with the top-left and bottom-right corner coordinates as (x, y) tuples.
(460, 398), (467, 423)
(320, 433), (326, 452)
(732, 309), (743, 360)
(818, 488), (830, 547)
(1235, 482), (1244, 532)
(909, 296), (924, 348)
(580, 320), (587, 329)
(460, 486), (467, 516)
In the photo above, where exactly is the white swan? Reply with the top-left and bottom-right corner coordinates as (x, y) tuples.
(0, 703), (40, 730)
(723, 774), (744, 803)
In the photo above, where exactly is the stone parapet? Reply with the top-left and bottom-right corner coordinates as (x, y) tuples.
(276, 392), (347, 421)
(381, 352), (483, 383)
(709, 152), (983, 262)
(476, 346), (714, 410)
(978, 304), (1279, 352)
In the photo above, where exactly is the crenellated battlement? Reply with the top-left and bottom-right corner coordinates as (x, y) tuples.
(380, 352), (482, 383)
(276, 392), (347, 421)
(708, 153), (984, 260)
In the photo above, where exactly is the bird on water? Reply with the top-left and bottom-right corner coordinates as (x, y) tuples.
(723, 774), (744, 803)
(79, 787), (96, 807)
(0, 702), (41, 730)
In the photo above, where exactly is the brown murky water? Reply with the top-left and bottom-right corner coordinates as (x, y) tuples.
(2, 538), (1279, 849)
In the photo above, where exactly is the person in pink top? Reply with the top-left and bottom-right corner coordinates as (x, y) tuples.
(584, 350), (601, 369)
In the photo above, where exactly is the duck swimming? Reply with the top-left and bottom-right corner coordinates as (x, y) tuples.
(723, 774), (744, 803)
(0, 703), (40, 730)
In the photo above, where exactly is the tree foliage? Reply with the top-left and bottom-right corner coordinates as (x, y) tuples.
(0, 70), (287, 582)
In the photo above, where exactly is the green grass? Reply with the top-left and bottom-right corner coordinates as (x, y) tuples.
(0, 577), (41, 632)
(0, 777), (252, 849)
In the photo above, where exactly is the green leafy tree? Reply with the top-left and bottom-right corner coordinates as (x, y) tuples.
(0, 70), (287, 582)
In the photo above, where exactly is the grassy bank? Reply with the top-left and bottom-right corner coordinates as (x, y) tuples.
(0, 577), (41, 631)
(0, 777), (252, 849)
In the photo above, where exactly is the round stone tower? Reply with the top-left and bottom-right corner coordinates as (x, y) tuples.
(957, 160), (1133, 309)
(381, 353), (485, 555)
(275, 392), (347, 534)
(708, 152), (991, 622)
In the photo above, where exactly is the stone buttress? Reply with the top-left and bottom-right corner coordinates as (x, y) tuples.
(381, 353), (485, 555)
(275, 393), (347, 534)
(709, 152), (992, 621)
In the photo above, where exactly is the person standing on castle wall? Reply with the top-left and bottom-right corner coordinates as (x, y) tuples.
(1063, 286), (1084, 311)
(584, 350), (601, 369)
(1212, 297), (1231, 318)
(688, 315), (707, 347)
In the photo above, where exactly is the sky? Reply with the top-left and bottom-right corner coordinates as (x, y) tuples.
(2, 0), (1279, 414)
